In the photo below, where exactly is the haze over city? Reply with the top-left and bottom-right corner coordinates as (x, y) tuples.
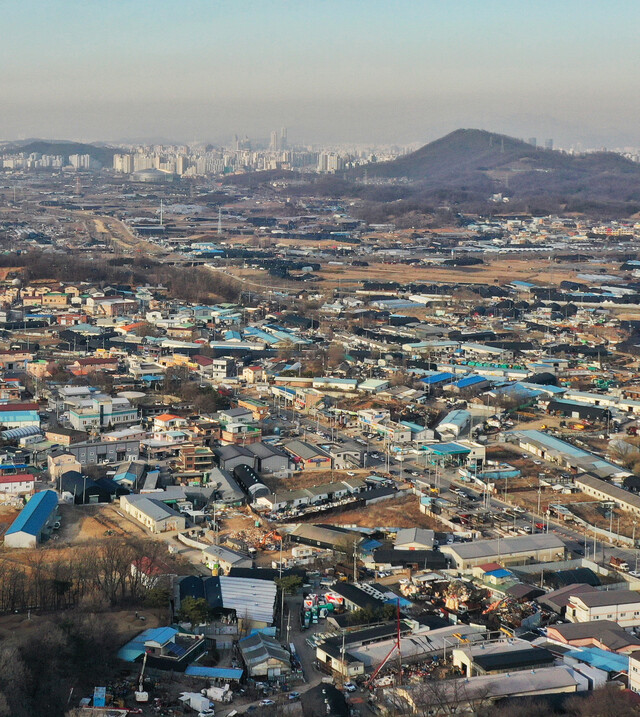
(4, 0), (640, 147)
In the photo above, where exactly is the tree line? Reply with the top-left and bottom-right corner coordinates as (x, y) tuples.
(0, 250), (242, 304)
(0, 536), (172, 613)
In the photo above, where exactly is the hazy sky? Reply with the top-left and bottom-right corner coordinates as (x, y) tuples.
(3, 0), (640, 147)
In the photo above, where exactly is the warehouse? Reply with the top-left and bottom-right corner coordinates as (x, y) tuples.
(289, 523), (361, 551)
(547, 399), (611, 422)
(119, 494), (186, 533)
(436, 409), (471, 439)
(214, 445), (257, 472)
(4, 490), (58, 549)
(513, 429), (628, 480)
(61, 471), (111, 504)
(246, 442), (291, 474)
(208, 467), (245, 506)
(176, 575), (277, 628)
(574, 474), (640, 516)
(284, 440), (332, 470)
(452, 639), (555, 677)
(232, 464), (270, 499)
(440, 533), (566, 570)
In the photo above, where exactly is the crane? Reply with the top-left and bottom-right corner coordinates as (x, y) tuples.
(365, 600), (402, 689)
(135, 651), (149, 703)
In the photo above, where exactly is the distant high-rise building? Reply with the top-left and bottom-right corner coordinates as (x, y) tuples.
(545, 138), (554, 150)
(280, 127), (287, 150)
(176, 155), (189, 175)
(269, 130), (279, 152)
(528, 137), (537, 148)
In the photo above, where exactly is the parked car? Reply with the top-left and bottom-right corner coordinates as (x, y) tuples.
(344, 682), (357, 693)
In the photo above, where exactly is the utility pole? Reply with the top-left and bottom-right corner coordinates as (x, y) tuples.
(353, 541), (358, 583)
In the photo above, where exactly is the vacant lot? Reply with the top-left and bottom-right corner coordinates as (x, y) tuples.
(307, 494), (445, 530)
(263, 468), (370, 492)
(57, 503), (148, 544)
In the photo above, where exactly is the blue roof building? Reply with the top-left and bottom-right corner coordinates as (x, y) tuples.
(4, 490), (58, 549)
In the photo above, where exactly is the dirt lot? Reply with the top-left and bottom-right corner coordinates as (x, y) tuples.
(56, 503), (148, 544)
(565, 502), (640, 541)
(0, 504), (22, 538)
(306, 494), (445, 530)
(263, 468), (370, 492)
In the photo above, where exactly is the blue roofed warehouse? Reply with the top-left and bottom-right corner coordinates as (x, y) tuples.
(4, 490), (58, 549)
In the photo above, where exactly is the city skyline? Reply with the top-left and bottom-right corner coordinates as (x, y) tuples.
(3, 1), (640, 147)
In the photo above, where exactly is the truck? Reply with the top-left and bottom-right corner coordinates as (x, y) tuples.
(610, 556), (630, 572)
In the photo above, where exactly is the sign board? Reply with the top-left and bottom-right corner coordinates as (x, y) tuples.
(93, 686), (106, 708)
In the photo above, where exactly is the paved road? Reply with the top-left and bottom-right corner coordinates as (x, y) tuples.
(286, 594), (323, 689)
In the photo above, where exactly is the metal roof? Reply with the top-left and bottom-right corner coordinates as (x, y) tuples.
(6, 490), (57, 536)
(442, 533), (565, 561)
(184, 666), (243, 680)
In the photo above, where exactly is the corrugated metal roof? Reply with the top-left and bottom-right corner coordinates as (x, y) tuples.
(184, 666), (243, 679)
(6, 490), (57, 536)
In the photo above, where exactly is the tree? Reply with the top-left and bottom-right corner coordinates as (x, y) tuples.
(565, 684), (640, 717)
(144, 585), (171, 609)
(327, 342), (345, 368)
(275, 575), (303, 594)
(178, 596), (211, 624)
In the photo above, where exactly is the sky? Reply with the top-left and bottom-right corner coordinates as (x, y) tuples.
(2, 0), (640, 148)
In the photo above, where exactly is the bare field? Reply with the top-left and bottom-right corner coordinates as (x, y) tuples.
(0, 607), (162, 642)
(307, 494), (445, 530)
(225, 257), (595, 291)
(57, 503), (148, 544)
(263, 468), (371, 493)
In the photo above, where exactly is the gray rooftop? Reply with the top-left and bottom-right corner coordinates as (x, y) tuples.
(441, 533), (565, 561)
(571, 589), (640, 608)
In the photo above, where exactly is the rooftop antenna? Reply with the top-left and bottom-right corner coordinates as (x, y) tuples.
(217, 207), (222, 235)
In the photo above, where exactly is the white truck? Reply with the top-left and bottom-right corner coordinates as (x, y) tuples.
(180, 692), (214, 714)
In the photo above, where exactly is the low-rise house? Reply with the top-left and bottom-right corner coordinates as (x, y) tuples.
(242, 365), (265, 384)
(177, 443), (215, 474)
(0, 473), (35, 496)
(238, 632), (291, 678)
(284, 440), (332, 470)
(202, 544), (253, 574)
(153, 413), (188, 432)
(547, 620), (640, 654)
(44, 426), (88, 446)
